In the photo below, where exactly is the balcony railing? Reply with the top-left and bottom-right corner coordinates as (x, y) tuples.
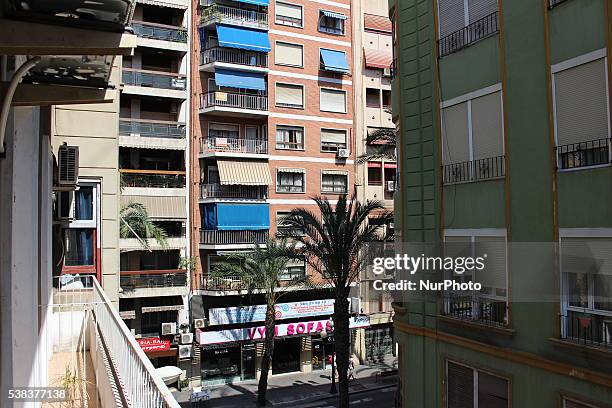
(122, 68), (187, 90)
(201, 275), (253, 290)
(52, 275), (179, 407)
(200, 229), (268, 245)
(200, 91), (268, 111)
(120, 169), (186, 188)
(201, 136), (268, 154)
(120, 270), (188, 290)
(132, 21), (188, 43)
(200, 183), (268, 200)
(443, 155), (505, 184)
(119, 119), (186, 139)
(201, 46), (268, 68)
(439, 11), (499, 57)
(201, 4), (268, 29)
(556, 138), (611, 170)
(444, 293), (508, 327)
(561, 312), (612, 348)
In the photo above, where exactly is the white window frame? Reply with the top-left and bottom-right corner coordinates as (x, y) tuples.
(275, 1), (304, 28)
(445, 359), (509, 408)
(275, 81), (305, 109)
(320, 128), (348, 152)
(275, 41), (304, 68)
(319, 87), (347, 114)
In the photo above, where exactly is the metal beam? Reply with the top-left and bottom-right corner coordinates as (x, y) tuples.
(0, 83), (115, 106)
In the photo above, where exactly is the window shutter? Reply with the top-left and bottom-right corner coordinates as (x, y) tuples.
(467, 0), (497, 23)
(321, 129), (347, 144)
(276, 83), (304, 107)
(474, 236), (506, 294)
(320, 89), (347, 113)
(447, 362), (474, 408)
(477, 371), (508, 408)
(209, 123), (239, 133)
(441, 102), (470, 164)
(471, 91), (503, 160)
(554, 58), (609, 146)
(438, 0), (466, 38)
(276, 2), (302, 19)
(561, 237), (612, 276)
(275, 42), (303, 67)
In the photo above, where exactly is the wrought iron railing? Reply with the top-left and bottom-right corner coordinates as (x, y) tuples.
(201, 4), (268, 29)
(443, 155), (505, 184)
(200, 46), (268, 68)
(119, 119), (186, 138)
(200, 183), (268, 200)
(201, 136), (268, 154)
(120, 170), (186, 188)
(200, 229), (268, 245)
(439, 11), (499, 57)
(561, 312), (612, 348)
(200, 91), (268, 111)
(444, 293), (508, 327)
(122, 68), (187, 90)
(131, 21), (188, 43)
(556, 138), (611, 170)
(120, 271), (188, 290)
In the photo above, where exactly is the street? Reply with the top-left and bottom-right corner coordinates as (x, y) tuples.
(292, 385), (396, 408)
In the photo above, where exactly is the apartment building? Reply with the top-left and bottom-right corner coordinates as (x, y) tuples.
(116, 0), (193, 371)
(351, 0), (396, 366)
(390, 0), (612, 406)
(190, 0), (357, 385)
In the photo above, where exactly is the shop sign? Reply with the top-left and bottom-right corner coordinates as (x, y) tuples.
(199, 316), (370, 345)
(208, 299), (335, 326)
(137, 337), (171, 352)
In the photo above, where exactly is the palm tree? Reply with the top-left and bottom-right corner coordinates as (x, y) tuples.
(284, 195), (392, 408)
(119, 202), (168, 250)
(211, 238), (310, 406)
(356, 126), (396, 164)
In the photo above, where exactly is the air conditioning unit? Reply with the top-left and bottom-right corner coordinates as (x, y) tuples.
(383, 67), (392, 77)
(386, 181), (395, 191)
(179, 345), (193, 359)
(161, 322), (177, 336)
(180, 333), (193, 344)
(337, 148), (350, 159)
(57, 144), (79, 187)
(194, 318), (206, 329)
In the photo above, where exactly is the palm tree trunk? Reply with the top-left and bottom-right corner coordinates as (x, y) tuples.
(257, 302), (276, 406)
(334, 296), (351, 408)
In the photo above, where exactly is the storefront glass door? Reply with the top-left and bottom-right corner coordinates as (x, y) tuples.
(241, 343), (256, 380)
(312, 339), (325, 370)
(272, 337), (301, 374)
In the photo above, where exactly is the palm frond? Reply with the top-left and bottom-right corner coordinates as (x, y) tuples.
(119, 202), (169, 249)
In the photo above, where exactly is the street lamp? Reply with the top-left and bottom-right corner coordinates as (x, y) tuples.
(320, 322), (337, 394)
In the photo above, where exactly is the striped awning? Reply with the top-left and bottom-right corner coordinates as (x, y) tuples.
(364, 48), (393, 69)
(321, 10), (347, 20)
(121, 196), (186, 219)
(217, 159), (272, 186)
(142, 305), (183, 313)
(322, 169), (348, 176)
(364, 13), (392, 33)
(277, 168), (305, 174)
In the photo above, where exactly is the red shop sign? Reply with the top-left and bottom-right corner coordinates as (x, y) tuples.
(137, 337), (171, 352)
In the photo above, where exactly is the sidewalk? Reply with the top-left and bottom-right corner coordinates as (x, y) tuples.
(173, 358), (398, 407)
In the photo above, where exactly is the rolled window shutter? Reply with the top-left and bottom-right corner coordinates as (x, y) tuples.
(321, 129), (347, 144)
(276, 83), (304, 107)
(447, 362), (474, 408)
(474, 236), (506, 293)
(471, 91), (503, 160)
(209, 123), (239, 133)
(554, 58), (609, 146)
(563, 400), (594, 408)
(276, 2), (302, 19)
(438, 0), (466, 38)
(275, 42), (303, 66)
(477, 371), (508, 407)
(320, 89), (347, 113)
(561, 237), (612, 276)
(467, 0), (497, 23)
(441, 102), (470, 164)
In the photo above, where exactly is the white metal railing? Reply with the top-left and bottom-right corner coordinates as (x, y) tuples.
(200, 46), (268, 68)
(201, 136), (268, 154)
(200, 91), (268, 111)
(201, 4), (268, 29)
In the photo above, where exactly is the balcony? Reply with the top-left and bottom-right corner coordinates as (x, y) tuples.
(199, 91), (268, 117)
(201, 275), (252, 291)
(199, 229), (268, 248)
(200, 183), (268, 201)
(561, 312), (612, 349)
(443, 155), (505, 184)
(120, 119), (186, 139)
(122, 68), (187, 99)
(200, 47), (268, 72)
(49, 276), (179, 407)
(132, 20), (188, 43)
(120, 270), (188, 298)
(439, 11), (499, 58)
(200, 4), (268, 30)
(200, 137), (268, 157)
(444, 293), (508, 327)
(556, 138), (611, 170)
(119, 169), (186, 189)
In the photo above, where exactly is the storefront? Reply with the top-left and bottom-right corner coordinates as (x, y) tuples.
(201, 343), (256, 385)
(272, 337), (301, 374)
(364, 324), (395, 364)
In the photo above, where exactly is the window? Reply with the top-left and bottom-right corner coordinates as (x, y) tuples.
(64, 229), (95, 267)
(321, 171), (348, 194)
(277, 168), (305, 193)
(366, 88), (380, 108)
(320, 129), (347, 152)
(276, 211), (304, 237)
(280, 257), (306, 280)
(320, 88), (347, 113)
(275, 1), (303, 28)
(367, 162), (382, 185)
(553, 56), (611, 170)
(382, 90), (391, 109)
(446, 361), (509, 408)
(562, 397), (605, 408)
(276, 125), (304, 150)
(437, 0), (498, 38)
(209, 123), (239, 139)
(319, 10), (346, 35)
(275, 42), (304, 67)
(276, 83), (304, 109)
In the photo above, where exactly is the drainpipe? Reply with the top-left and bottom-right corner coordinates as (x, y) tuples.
(0, 56), (41, 157)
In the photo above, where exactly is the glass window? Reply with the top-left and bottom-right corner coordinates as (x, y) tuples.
(366, 88), (380, 108)
(320, 129), (347, 152)
(275, 2), (303, 27)
(567, 272), (589, 308)
(319, 13), (345, 35)
(74, 186), (94, 220)
(321, 172), (348, 193)
(277, 171), (305, 193)
(64, 229), (95, 266)
(276, 212), (305, 237)
(280, 257), (306, 280)
(593, 274), (612, 312)
(276, 125), (304, 150)
(368, 165), (383, 185)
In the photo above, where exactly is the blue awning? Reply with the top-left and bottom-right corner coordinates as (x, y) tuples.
(320, 49), (350, 73)
(235, 0), (269, 5)
(217, 25), (271, 52)
(203, 204), (270, 231)
(321, 10), (347, 20)
(215, 69), (266, 91)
